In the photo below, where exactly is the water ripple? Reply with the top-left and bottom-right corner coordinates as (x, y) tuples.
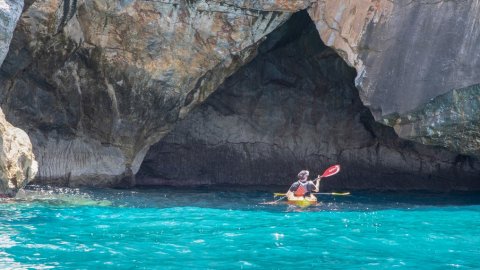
(0, 187), (479, 268)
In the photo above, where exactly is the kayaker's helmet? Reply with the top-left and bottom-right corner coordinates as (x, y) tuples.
(297, 170), (309, 181)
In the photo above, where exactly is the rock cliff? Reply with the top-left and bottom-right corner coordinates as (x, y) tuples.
(0, 107), (38, 197)
(308, 0), (480, 156)
(0, 0), (38, 197)
(138, 12), (480, 191)
(0, 0), (307, 186)
(0, 0), (479, 190)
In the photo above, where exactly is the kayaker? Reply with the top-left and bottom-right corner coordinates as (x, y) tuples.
(286, 170), (321, 200)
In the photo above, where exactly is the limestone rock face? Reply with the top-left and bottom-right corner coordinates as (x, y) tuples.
(308, 0), (480, 155)
(0, 0), (306, 186)
(0, 108), (38, 197)
(138, 12), (480, 191)
(0, 0), (23, 66)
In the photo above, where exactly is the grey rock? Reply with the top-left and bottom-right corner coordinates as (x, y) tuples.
(309, 0), (480, 116)
(308, 0), (480, 158)
(358, 1), (480, 117)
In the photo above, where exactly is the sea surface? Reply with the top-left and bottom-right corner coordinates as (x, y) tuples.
(1, 186), (480, 269)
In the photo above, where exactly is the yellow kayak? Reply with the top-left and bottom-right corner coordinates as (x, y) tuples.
(264, 192), (349, 207)
(287, 196), (318, 207)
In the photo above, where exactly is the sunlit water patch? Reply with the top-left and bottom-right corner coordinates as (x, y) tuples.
(1, 186), (480, 269)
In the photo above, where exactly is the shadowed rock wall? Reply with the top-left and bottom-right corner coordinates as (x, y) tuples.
(138, 12), (480, 191)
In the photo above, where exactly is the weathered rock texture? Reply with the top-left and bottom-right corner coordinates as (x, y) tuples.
(385, 84), (480, 157)
(308, 0), (480, 156)
(0, 107), (38, 197)
(138, 12), (480, 191)
(0, 0), (310, 186)
(0, 0), (23, 66)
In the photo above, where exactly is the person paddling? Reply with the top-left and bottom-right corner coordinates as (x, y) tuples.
(286, 170), (321, 201)
(261, 165), (341, 205)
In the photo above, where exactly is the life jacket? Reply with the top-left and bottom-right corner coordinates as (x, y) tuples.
(294, 181), (308, 196)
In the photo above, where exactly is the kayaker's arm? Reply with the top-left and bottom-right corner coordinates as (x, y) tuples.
(286, 190), (294, 199)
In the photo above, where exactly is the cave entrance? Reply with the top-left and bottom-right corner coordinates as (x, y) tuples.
(136, 10), (480, 191)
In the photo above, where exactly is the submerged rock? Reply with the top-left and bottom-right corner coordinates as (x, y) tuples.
(0, 0), (307, 186)
(308, 0), (480, 155)
(14, 186), (112, 206)
(0, 108), (38, 197)
(138, 12), (480, 191)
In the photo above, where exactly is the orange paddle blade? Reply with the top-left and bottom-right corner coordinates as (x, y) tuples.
(321, 165), (340, 177)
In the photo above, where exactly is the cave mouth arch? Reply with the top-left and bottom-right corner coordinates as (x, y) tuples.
(137, 10), (480, 191)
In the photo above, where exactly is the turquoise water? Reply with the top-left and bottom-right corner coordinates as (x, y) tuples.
(1, 187), (480, 269)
